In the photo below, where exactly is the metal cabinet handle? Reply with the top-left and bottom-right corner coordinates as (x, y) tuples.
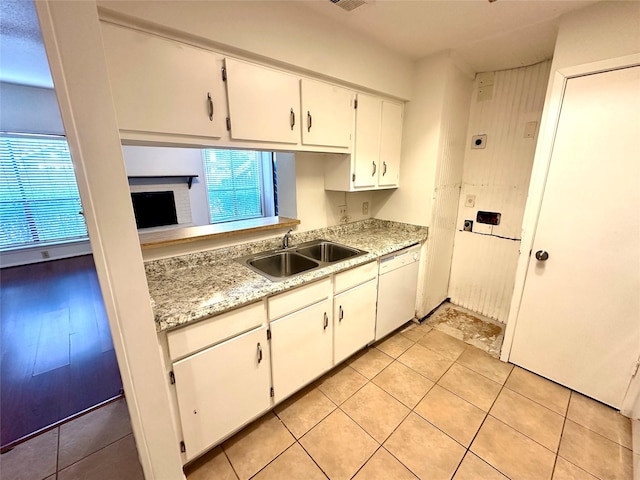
(339, 306), (344, 322)
(307, 111), (312, 132)
(290, 108), (295, 130)
(207, 93), (214, 121)
(535, 250), (549, 261)
(323, 312), (329, 330)
(372, 161), (377, 176)
(383, 161), (387, 176)
(257, 342), (263, 363)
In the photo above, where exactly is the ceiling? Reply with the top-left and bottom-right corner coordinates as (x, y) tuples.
(0, 0), (599, 90)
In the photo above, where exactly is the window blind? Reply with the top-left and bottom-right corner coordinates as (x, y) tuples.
(0, 135), (88, 250)
(203, 149), (271, 223)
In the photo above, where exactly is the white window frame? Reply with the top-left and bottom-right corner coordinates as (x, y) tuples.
(0, 133), (88, 252)
(202, 149), (277, 224)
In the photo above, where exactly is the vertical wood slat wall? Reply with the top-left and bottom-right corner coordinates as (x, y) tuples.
(448, 60), (551, 322)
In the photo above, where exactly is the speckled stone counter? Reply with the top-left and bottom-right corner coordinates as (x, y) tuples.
(146, 219), (428, 332)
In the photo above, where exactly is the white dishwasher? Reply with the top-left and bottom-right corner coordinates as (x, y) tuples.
(375, 244), (421, 341)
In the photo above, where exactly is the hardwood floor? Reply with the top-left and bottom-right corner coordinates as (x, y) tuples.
(0, 255), (123, 448)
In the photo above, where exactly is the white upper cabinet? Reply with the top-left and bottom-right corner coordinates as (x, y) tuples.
(300, 79), (354, 148)
(324, 93), (403, 191)
(378, 101), (402, 187)
(353, 94), (383, 188)
(101, 23), (227, 140)
(224, 58), (300, 144)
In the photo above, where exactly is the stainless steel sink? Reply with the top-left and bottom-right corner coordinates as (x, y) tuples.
(237, 239), (367, 281)
(248, 252), (319, 280)
(294, 241), (361, 263)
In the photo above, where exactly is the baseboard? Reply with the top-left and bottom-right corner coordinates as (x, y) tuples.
(0, 240), (91, 268)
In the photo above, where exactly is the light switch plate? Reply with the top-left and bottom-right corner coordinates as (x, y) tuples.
(465, 195), (476, 208)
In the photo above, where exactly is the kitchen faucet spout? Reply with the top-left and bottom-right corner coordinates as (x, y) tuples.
(282, 228), (293, 249)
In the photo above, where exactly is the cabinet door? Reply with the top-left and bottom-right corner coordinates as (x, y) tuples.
(334, 279), (377, 364)
(270, 299), (332, 403)
(378, 101), (402, 188)
(353, 94), (382, 188)
(173, 326), (271, 460)
(225, 58), (300, 144)
(301, 79), (353, 148)
(101, 23), (226, 139)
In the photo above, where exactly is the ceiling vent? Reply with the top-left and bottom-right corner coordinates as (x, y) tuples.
(329, 0), (367, 12)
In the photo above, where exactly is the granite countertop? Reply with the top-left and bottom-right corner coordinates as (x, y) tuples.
(146, 219), (428, 332)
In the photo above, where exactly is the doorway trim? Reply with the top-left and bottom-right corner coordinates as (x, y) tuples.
(35, 1), (185, 478)
(501, 52), (640, 417)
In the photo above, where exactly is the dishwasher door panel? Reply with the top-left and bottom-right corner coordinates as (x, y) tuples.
(375, 260), (419, 341)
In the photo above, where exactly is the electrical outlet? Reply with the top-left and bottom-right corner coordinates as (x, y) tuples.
(362, 202), (369, 215)
(41, 250), (50, 259)
(465, 195), (476, 208)
(338, 205), (347, 217)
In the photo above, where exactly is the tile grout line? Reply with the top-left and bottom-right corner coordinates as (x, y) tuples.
(55, 431), (133, 474)
(55, 425), (60, 479)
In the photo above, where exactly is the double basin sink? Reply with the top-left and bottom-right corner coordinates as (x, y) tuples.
(238, 239), (367, 281)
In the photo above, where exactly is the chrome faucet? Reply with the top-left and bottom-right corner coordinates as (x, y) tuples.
(282, 228), (293, 249)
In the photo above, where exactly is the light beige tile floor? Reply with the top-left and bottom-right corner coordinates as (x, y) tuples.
(0, 398), (143, 480)
(3, 320), (635, 480)
(186, 322), (634, 480)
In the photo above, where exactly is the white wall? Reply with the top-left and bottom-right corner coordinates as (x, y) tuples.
(0, 82), (64, 134)
(372, 52), (474, 317)
(448, 60), (551, 322)
(96, 0), (413, 100)
(373, 52), (450, 226)
(421, 60), (474, 315)
(501, 1), (640, 414)
(551, 1), (640, 73)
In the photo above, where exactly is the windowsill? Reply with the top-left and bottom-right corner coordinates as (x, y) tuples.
(138, 216), (300, 249)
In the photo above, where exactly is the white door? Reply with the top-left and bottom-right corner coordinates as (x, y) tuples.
(510, 66), (640, 408)
(173, 326), (271, 460)
(334, 279), (377, 364)
(225, 58), (300, 144)
(270, 299), (333, 404)
(300, 78), (353, 148)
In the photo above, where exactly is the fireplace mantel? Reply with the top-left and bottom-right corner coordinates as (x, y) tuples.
(127, 175), (199, 189)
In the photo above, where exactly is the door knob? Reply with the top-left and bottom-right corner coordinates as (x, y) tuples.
(535, 250), (549, 261)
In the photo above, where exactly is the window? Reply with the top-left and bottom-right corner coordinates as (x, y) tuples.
(203, 149), (277, 224)
(0, 134), (88, 251)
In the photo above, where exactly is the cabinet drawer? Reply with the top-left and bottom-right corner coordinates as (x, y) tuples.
(167, 302), (265, 361)
(334, 261), (378, 294)
(268, 278), (330, 320)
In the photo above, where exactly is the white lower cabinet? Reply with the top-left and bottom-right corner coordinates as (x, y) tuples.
(270, 299), (333, 404)
(334, 279), (377, 364)
(166, 263), (384, 462)
(172, 325), (271, 461)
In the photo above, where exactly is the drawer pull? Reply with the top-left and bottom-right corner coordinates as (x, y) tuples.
(323, 312), (329, 330)
(257, 342), (263, 363)
(339, 305), (344, 322)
